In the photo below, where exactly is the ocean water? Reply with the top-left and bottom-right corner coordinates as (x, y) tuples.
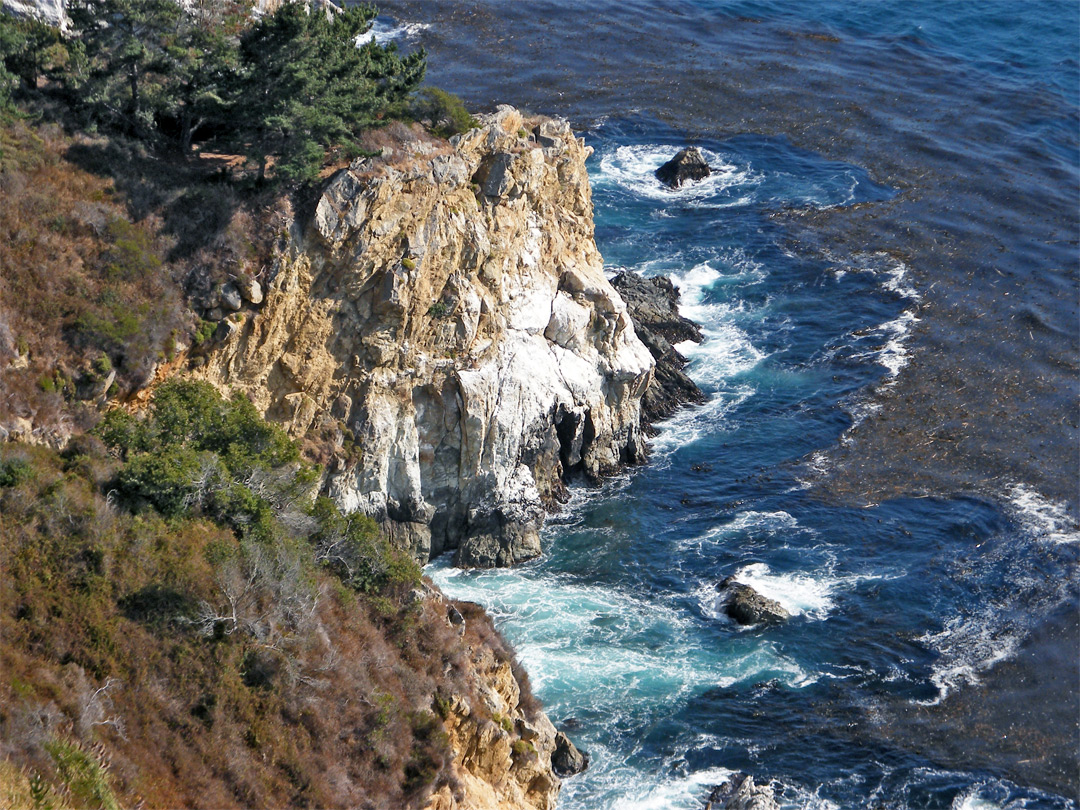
(372, 2), (1079, 806)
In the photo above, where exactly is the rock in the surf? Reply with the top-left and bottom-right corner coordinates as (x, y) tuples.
(704, 773), (780, 810)
(655, 146), (712, 188)
(611, 270), (706, 424)
(552, 730), (589, 776)
(718, 577), (791, 626)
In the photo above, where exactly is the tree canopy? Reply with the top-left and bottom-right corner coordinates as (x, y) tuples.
(1, 0), (426, 182)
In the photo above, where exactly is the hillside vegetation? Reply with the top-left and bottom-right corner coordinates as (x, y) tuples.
(0, 4), (542, 808)
(0, 381), (539, 808)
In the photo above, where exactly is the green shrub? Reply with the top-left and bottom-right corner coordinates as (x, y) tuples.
(43, 738), (120, 810)
(0, 456), (33, 487)
(192, 319), (217, 347)
(401, 257), (416, 271)
(93, 353), (113, 376)
(410, 87), (477, 138)
(309, 496), (421, 594)
(117, 446), (214, 516)
(427, 301), (450, 318)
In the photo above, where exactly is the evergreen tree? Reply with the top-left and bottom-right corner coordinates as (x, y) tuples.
(237, 2), (425, 183)
(162, 0), (244, 156)
(0, 12), (65, 97)
(67, 0), (181, 136)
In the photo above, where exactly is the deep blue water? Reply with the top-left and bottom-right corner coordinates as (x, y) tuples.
(371, 1), (1079, 806)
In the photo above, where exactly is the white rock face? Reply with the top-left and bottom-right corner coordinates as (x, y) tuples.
(2, 0), (66, 28)
(197, 107), (654, 566)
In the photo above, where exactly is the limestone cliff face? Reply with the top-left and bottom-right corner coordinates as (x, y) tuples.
(197, 107), (653, 567)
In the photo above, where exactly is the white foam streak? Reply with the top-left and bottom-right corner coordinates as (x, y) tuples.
(917, 613), (1023, 705)
(851, 309), (920, 381)
(1005, 484), (1080, 544)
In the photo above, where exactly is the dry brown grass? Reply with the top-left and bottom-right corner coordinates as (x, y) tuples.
(0, 440), (536, 809)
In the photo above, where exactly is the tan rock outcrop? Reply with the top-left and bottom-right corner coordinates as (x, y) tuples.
(424, 644), (562, 810)
(196, 106), (654, 567)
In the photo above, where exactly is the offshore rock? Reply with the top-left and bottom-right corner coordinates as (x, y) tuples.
(195, 107), (653, 567)
(612, 270), (705, 424)
(718, 578), (791, 626)
(655, 146), (712, 188)
(551, 731), (589, 776)
(704, 773), (780, 810)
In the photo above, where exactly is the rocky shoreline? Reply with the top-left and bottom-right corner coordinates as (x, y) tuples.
(193, 106), (706, 572)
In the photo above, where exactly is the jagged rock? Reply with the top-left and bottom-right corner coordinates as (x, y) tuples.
(705, 773), (779, 810)
(194, 107), (654, 568)
(718, 577), (791, 626)
(612, 271), (705, 423)
(474, 152), (516, 197)
(425, 649), (563, 810)
(655, 146), (712, 189)
(551, 731), (589, 776)
(75, 369), (115, 402)
(447, 604), (465, 628)
(220, 283), (243, 311)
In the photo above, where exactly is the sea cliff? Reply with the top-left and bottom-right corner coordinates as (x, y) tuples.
(193, 106), (655, 569)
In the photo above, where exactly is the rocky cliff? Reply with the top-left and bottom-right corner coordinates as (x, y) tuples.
(195, 106), (654, 567)
(424, 603), (562, 810)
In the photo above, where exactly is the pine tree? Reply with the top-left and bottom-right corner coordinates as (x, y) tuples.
(67, 0), (181, 136)
(237, 2), (425, 183)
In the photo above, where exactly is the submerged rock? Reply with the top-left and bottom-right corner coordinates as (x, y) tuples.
(705, 773), (780, 810)
(718, 577), (791, 626)
(655, 146), (711, 188)
(611, 271), (705, 424)
(551, 731), (589, 776)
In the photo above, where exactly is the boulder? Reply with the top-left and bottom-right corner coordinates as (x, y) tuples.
(705, 773), (779, 810)
(235, 275), (264, 305)
(220, 283), (243, 311)
(474, 151), (515, 197)
(213, 319), (239, 344)
(611, 271), (705, 423)
(551, 731), (589, 776)
(655, 146), (711, 189)
(718, 578), (790, 626)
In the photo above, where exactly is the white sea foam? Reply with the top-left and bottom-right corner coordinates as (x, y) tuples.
(430, 553), (825, 719)
(849, 309), (920, 381)
(360, 19), (430, 45)
(915, 484), (1078, 705)
(698, 560), (892, 625)
(729, 562), (837, 619)
(606, 767), (738, 810)
(718, 510), (800, 536)
(828, 251), (921, 302)
(595, 144), (759, 205)
(648, 385), (753, 457)
(916, 611), (1024, 705)
(1004, 484), (1080, 544)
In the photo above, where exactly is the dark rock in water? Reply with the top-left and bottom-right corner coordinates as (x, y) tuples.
(611, 271), (705, 425)
(655, 146), (711, 188)
(552, 730), (589, 776)
(704, 773), (779, 810)
(717, 577), (791, 626)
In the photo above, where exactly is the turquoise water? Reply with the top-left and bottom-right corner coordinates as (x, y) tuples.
(369, 1), (1079, 805)
(429, 128), (1078, 808)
